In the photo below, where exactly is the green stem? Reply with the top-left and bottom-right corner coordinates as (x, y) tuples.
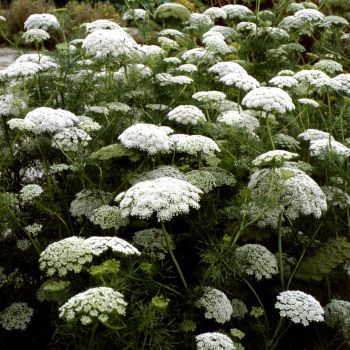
(161, 221), (188, 289)
(266, 114), (275, 150)
(277, 212), (285, 290)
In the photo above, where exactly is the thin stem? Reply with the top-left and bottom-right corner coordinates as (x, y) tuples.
(277, 212), (285, 290)
(161, 221), (188, 289)
(266, 114), (275, 150)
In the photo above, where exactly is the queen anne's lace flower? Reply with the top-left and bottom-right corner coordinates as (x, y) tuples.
(313, 60), (343, 75)
(269, 76), (298, 89)
(231, 299), (248, 319)
(298, 128), (334, 142)
(171, 134), (220, 159)
(248, 167), (327, 228)
(155, 73), (193, 86)
(236, 21), (257, 34)
(16, 53), (57, 70)
(222, 4), (253, 20)
(115, 177), (202, 222)
(217, 110), (259, 132)
(159, 29), (184, 38)
(167, 105), (205, 125)
(0, 61), (42, 79)
(82, 19), (121, 33)
(131, 165), (186, 185)
(322, 186), (350, 209)
(158, 36), (179, 50)
(0, 94), (26, 116)
(333, 74), (350, 96)
(324, 299), (350, 328)
(208, 61), (247, 78)
(220, 73), (260, 91)
(274, 133), (300, 151)
(252, 150), (298, 167)
(89, 205), (128, 230)
(20, 184), (43, 203)
(77, 115), (101, 132)
(195, 332), (235, 350)
(182, 48), (218, 65)
(0, 302), (34, 330)
(176, 64), (198, 74)
(298, 98), (319, 108)
(59, 287), (127, 325)
(118, 123), (174, 155)
(82, 29), (139, 59)
(187, 13), (213, 32)
(22, 29), (50, 43)
(202, 34), (230, 55)
(203, 7), (227, 21)
(139, 45), (164, 58)
(123, 9), (149, 22)
(154, 3), (191, 22)
(132, 228), (174, 260)
(234, 244), (278, 280)
(318, 15), (349, 29)
(293, 69), (328, 84)
(275, 290), (324, 326)
(242, 87), (295, 114)
(24, 13), (60, 31)
(309, 139), (350, 160)
(52, 127), (91, 152)
(196, 287), (233, 324)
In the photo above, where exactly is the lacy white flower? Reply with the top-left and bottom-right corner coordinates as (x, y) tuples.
(167, 105), (205, 125)
(220, 73), (260, 91)
(181, 48), (218, 65)
(158, 36), (179, 50)
(234, 244), (278, 280)
(82, 29), (139, 59)
(154, 3), (191, 22)
(236, 21), (257, 34)
(196, 287), (233, 324)
(22, 29), (50, 43)
(89, 205), (128, 230)
(0, 302), (34, 330)
(275, 290), (324, 326)
(81, 19), (121, 33)
(155, 73), (193, 86)
(278, 69), (295, 76)
(164, 57), (182, 65)
(16, 53), (57, 70)
(309, 139), (350, 161)
(192, 90), (226, 104)
(159, 28), (184, 38)
(176, 63), (198, 73)
(207, 25), (236, 42)
(21, 107), (79, 134)
(187, 13), (213, 32)
(208, 61), (247, 78)
(16, 239), (31, 251)
(0, 61), (42, 79)
(59, 287), (127, 325)
(24, 13), (60, 31)
(269, 76), (298, 89)
(309, 76), (341, 95)
(260, 27), (289, 40)
(84, 236), (140, 256)
(118, 123), (174, 155)
(273, 133), (300, 151)
(52, 127), (91, 152)
(322, 186), (350, 209)
(293, 69), (328, 84)
(0, 94), (26, 116)
(132, 228), (174, 260)
(202, 34), (230, 55)
(139, 45), (164, 58)
(195, 332), (235, 350)
(217, 110), (259, 132)
(25, 223), (43, 237)
(333, 74), (350, 96)
(248, 167), (327, 228)
(171, 134), (220, 159)
(77, 115), (102, 132)
(222, 4), (253, 20)
(19, 184), (43, 203)
(242, 87), (295, 114)
(219, 99), (239, 112)
(130, 165), (186, 185)
(185, 169), (220, 193)
(123, 9), (149, 22)
(313, 60), (343, 76)
(324, 299), (350, 328)
(70, 189), (114, 219)
(231, 299), (248, 319)
(203, 7), (227, 20)
(252, 150), (298, 167)
(145, 104), (169, 112)
(318, 15), (349, 29)
(298, 128), (334, 142)
(116, 177), (202, 221)
(298, 98), (319, 108)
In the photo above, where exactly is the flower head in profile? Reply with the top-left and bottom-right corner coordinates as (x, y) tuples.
(208, 61), (247, 78)
(220, 72), (260, 92)
(154, 3), (191, 22)
(167, 105), (205, 125)
(24, 13), (60, 31)
(115, 177), (202, 222)
(22, 29), (50, 44)
(222, 4), (253, 20)
(59, 287), (127, 325)
(309, 139), (350, 161)
(252, 150), (298, 167)
(275, 290), (324, 326)
(195, 287), (233, 324)
(118, 123), (174, 155)
(82, 19), (121, 33)
(195, 332), (235, 350)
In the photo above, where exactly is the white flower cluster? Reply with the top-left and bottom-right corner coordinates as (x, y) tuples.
(298, 128), (334, 142)
(217, 110), (259, 132)
(248, 167), (327, 228)
(318, 15), (349, 29)
(82, 29), (139, 59)
(293, 69), (328, 84)
(298, 98), (319, 108)
(154, 3), (191, 22)
(313, 60), (343, 75)
(195, 332), (235, 350)
(236, 21), (257, 34)
(118, 123), (174, 155)
(187, 13), (213, 32)
(234, 244), (278, 280)
(309, 139), (350, 161)
(139, 44), (165, 58)
(220, 72), (260, 92)
(202, 32), (230, 55)
(59, 287), (127, 325)
(155, 73), (193, 86)
(195, 287), (233, 324)
(252, 150), (298, 167)
(231, 299), (248, 319)
(176, 63), (198, 73)
(275, 290), (324, 326)
(171, 134), (220, 159)
(19, 184), (43, 203)
(324, 299), (350, 328)
(242, 87), (295, 114)
(131, 165), (186, 185)
(69, 189), (114, 219)
(222, 4), (253, 20)
(77, 115), (101, 132)
(269, 76), (298, 89)
(0, 302), (34, 331)
(167, 105), (205, 125)
(39, 236), (140, 277)
(123, 9), (149, 22)
(159, 29), (184, 39)
(24, 13), (60, 31)
(322, 186), (350, 209)
(192, 91), (226, 104)
(0, 94), (26, 117)
(158, 36), (179, 50)
(82, 19), (120, 33)
(333, 74), (350, 96)
(22, 29), (50, 43)
(25, 223), (43, 237)
(208, 61), (247, 78)
(52, 127), (91, 152)
(273, 133), (300, 151)
(132, 228), (174, 260)
(203, 7), (227, 21)
(89, 205), (128, 230)
(0, 61), (42, 79)
(115, 176), (202, 222)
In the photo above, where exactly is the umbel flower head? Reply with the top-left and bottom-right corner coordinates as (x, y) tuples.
(234, 244), (279, 281)
(248, 167), (327, 229)
(59, 287), (127, 325)
(195, 287), (233, 324)
(24, 13), (60, 31)
(242, 87), (295, 114)
(118, 123), (174, 155)
(275, 290), (324, 326)
(167, 105), (205, 125)
(115, 177), (202, 222)
(252, 150), (298, 167)
(0, 302), (34, 331)
(324, 299), (350, 328)
(195, 332), (235, 350)
(22, 29), (50, 44)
